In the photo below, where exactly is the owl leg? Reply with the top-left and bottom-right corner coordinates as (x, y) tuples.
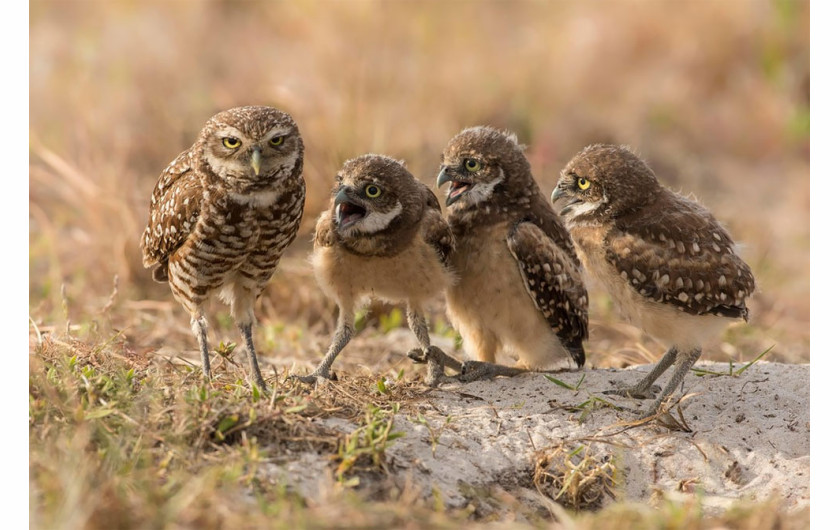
(405, 306), (462, 387)
(190, 313), (211, 379)
(230, 288), (267, 392)
(239, 324), (267, 392)
(641, 347), (702, 418)
(295, 309), (353, 384)
(604, 346), (678, 399)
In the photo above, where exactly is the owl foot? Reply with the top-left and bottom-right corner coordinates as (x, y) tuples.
(459, 361), (526, 382)
(408, 347), (462, 387)
(288, 371), (337, 387)
(407, 347), (463, 370)
(602, 384), (662, 400)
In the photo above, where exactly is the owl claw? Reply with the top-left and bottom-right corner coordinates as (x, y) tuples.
(407, 348), (428, 364)
(288, 371), (337, 387)
(603, 384), (661, 400)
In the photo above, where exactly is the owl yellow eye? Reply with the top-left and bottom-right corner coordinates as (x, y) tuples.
(222, 137), (241, 149)
(464, 158), (481, 172)
(365, 184), (382, 198)
(269, 135), (284, 146)
(577, 177), (591, 191)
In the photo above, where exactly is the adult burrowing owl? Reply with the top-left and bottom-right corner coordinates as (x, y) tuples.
(299, 154), (461, 386)
(141, 106), (305, 391)
(437, 127), (589, 381)
(552, 144), (755, 418)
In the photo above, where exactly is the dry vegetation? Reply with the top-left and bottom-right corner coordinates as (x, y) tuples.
(30, 0), (809, 527)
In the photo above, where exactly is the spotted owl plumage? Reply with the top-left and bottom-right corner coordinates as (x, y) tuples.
(141, 106), (306, 390)
(552, 143), (755, 417)
(437, 126), (589, 381)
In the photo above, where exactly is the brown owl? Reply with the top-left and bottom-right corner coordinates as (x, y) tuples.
(298, 154), (461, 386)
(437, 126), (589, 381)
(141, 106), (305, 391)
(552, 144), (755, 418)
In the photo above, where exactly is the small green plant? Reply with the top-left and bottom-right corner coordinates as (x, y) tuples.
(353, 310), (368, 332)
(412, 414), (453, 457)
(544, 373), (586, 391)
(334, 404), (404, 482)
(378, 307), (404, 334)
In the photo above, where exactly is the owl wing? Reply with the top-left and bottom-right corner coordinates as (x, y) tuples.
(140, 150), (202, 281)
(506, 220), (589, 367)
(420, 186), (454, 265)
(313, 210), (336, 248)
(606, 200), (755, 320)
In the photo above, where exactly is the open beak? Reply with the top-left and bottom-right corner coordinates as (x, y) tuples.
(334, 186), (367, 228)
(250, 147), (262, 176)
(437, 167), (472, 206)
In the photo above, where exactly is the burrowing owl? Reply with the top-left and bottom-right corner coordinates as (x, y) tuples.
(141, 106), (305, 391)
(299, 154), (461, 386)
(437, 127), (589, 381)
(552, 144), (755, 418)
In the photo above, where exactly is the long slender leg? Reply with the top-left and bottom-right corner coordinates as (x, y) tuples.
(604, 346), (678, 399)
(295, 310), (354, 384)
(190, 313), (211, 379)
(642, 348), (702, 418)
(230, 287), (267, 391)
(406, 306), (462, 386)
(239, 323), (267, 392)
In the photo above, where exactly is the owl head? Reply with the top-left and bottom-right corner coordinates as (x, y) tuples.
(551, 144), (660, 224)
(330, 154), (427, 246)
(437, 126), (535, 210)
(198, 106), (304, 193)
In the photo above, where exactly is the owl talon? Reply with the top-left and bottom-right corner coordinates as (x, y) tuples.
(289, 372), (336, 387)
(407, 348), (428, 364)
(603, 386), (659, 400)
(459, 360), (525, 382)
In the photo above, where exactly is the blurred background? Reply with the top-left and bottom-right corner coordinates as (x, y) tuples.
(29, 0), (809, 376)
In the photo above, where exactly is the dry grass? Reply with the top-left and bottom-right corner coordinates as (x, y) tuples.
(30, 0), (809, 526)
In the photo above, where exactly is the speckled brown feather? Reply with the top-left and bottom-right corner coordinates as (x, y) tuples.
(605, 191), (754, 320)
(507, 221), (589, 366)
(555, 143), (754, 323)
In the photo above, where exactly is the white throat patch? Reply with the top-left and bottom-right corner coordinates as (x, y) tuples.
(229, 190), (280, 207)
(353, 201), (404, 234)
(563, 198), (606, 226)
(465, 173), (504, 206)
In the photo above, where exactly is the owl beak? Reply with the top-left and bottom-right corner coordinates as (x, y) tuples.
(334, 186), (367, 228)
(250, 147), (262, 176)
(437, 167), (472, 206)
(436, 168), (453, 188)
(550, 186), (564, 203)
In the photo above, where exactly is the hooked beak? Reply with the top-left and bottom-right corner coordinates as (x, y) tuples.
(334, 186), (367, 228)
(550, 186), (564, 203)
(436, 168), (453, 188)
(250, 147), (262, 176)
(437, 167), (473, 206)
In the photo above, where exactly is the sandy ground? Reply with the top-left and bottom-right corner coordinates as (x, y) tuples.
(267, 352), (810, 515)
